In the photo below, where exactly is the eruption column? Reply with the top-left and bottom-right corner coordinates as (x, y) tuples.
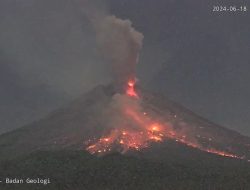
(81, 2), (246, 161)
(126, 79), (138, 98)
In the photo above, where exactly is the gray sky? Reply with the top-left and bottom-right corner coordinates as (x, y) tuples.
(0, 0), (249, 135)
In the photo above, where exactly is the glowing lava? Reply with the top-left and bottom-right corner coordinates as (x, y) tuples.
(126, 79), (139, 98)
(85, 80), (245, 161)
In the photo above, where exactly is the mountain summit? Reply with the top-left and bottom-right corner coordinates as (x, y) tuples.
(0, 84), (249, 162)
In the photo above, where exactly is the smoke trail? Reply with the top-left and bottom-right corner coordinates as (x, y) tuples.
(95, 15), (144, 90)
(74, 0), (144, 91)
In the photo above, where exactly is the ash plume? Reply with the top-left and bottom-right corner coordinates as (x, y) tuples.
(74, 0), (144, 91)
(95, 16), (144, 90)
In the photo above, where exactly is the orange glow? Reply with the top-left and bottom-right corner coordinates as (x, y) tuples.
(122, 131), (127, 135)
(126, 80), (139, 98)
(205, 149), (240, 158)
(150, 123), (161, 132)
(85, 79), (245, 161)
(150, 136), (162, 142)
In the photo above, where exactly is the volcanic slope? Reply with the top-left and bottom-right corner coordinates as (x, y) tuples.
(0, 84), (250, 160)
(0, 149), (250, 190)
(1, 84), (250, 190)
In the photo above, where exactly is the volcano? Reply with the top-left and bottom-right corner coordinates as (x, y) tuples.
(0, 84), (249, 161)
(1, 1), (250, 189)
(1, 84), (250, 190)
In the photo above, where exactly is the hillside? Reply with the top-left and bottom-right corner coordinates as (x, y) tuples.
(0, 84), (250, 189)
(0, 147), (250, 190)
(0, 84), (249, 160)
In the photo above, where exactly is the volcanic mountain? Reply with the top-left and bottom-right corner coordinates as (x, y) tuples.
(1, 84), (250, 190)
(0, 84), (249, 161)
(1, 2), (249, 189)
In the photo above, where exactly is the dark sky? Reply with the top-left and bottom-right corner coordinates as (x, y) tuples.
(0, 0), (249, 135)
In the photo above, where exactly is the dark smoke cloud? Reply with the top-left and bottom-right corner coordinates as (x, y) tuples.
(95, 16), (143, 88)
(1, 0), (249, 137)
(75, 0), (144, 90)
(0, 0), (143, 133)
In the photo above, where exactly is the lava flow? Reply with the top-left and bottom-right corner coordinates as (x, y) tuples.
(85, 80), (244, 160)
(84, 12), (247, 161)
